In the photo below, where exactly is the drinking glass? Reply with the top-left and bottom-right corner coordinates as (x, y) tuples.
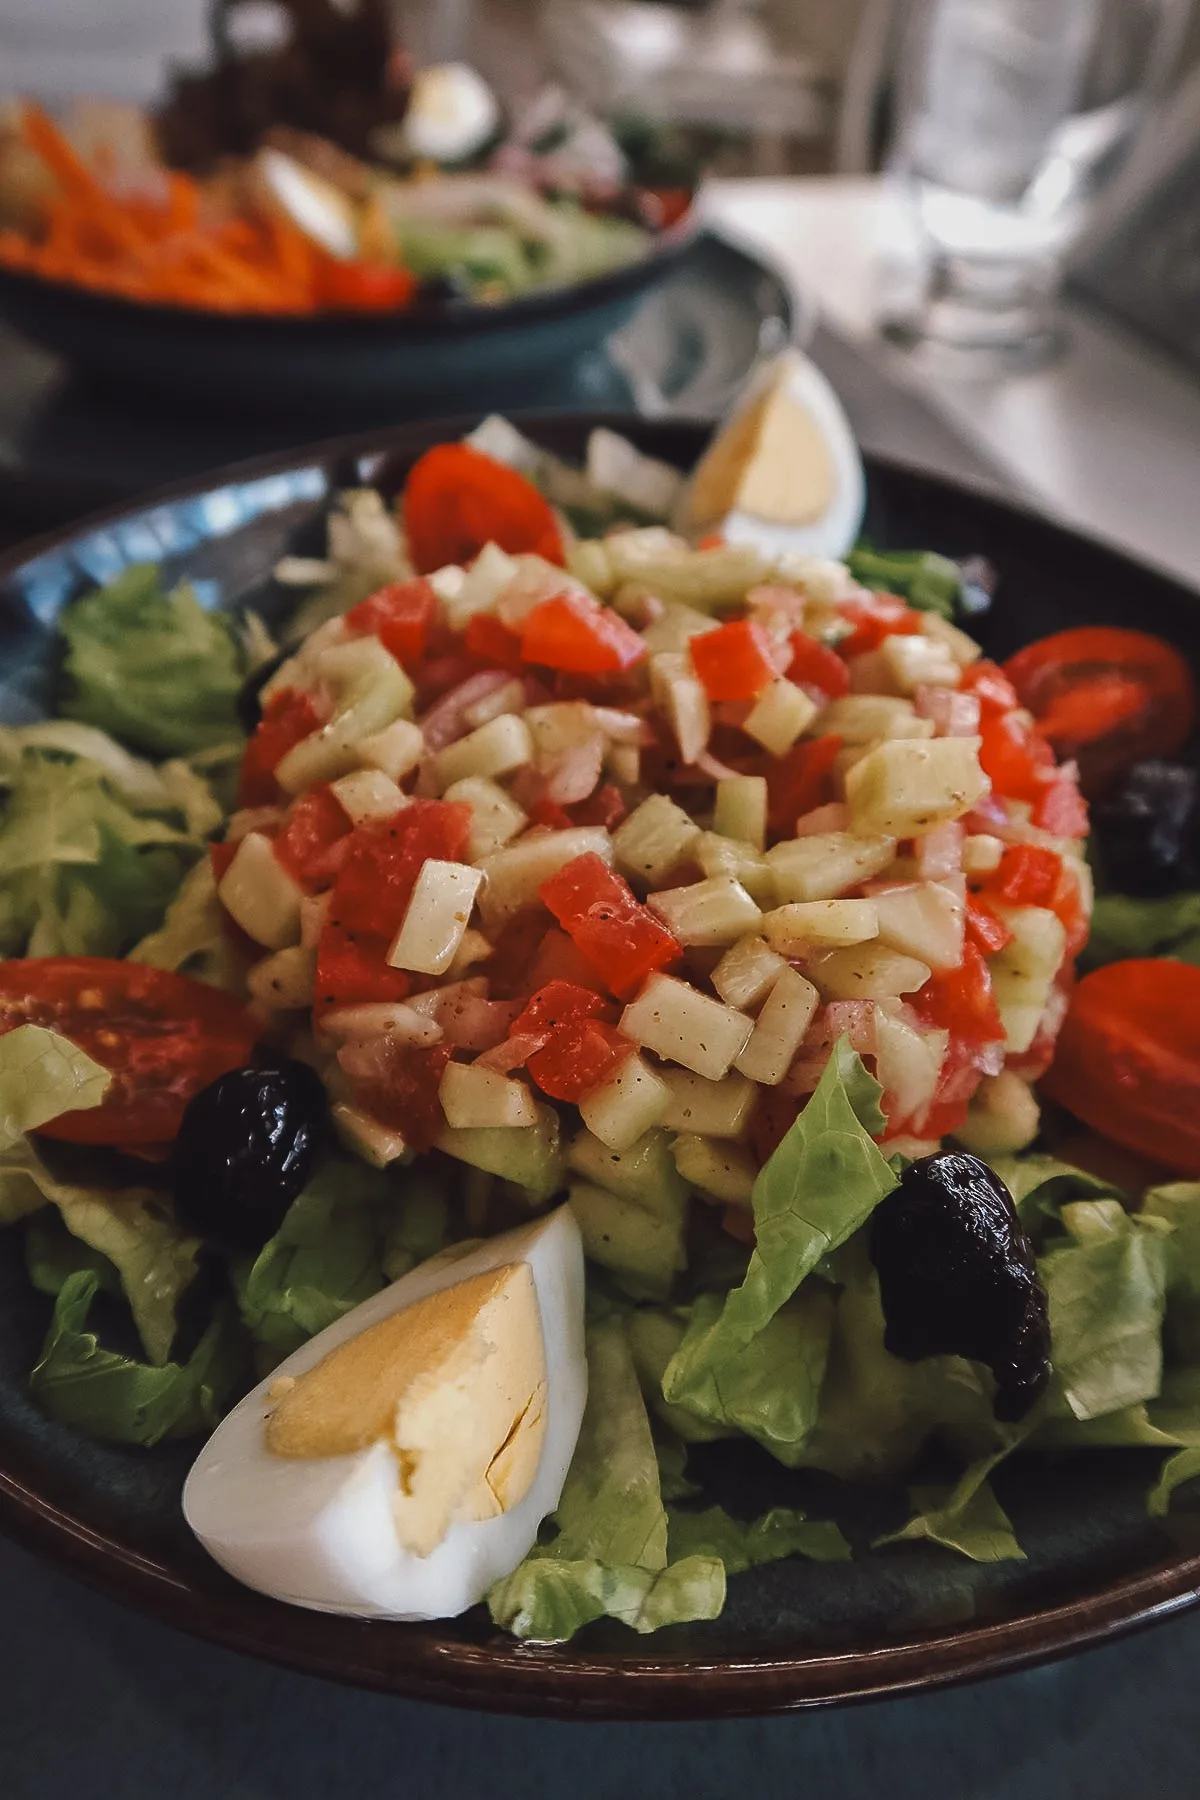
(881, 0), (1191, 367)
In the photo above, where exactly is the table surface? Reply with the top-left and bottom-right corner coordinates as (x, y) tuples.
(4, 175), (1200, 1797)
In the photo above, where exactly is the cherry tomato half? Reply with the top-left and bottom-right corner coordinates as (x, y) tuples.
(0, 958), (259, 1145)
(1039, 959), (1200, 1174)
(1004, 627), (1196, 795)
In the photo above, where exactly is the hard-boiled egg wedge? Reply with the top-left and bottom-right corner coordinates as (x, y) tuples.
(256, 148), (357, 259)
(402, 63), (501, 166)
(183, 1208), (585, 1620)
(676, 347), (865, 561)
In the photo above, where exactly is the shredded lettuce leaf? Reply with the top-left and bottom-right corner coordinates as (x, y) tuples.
(880, 1449), (1025, 1563)
(59, 564), (246, 757)
(662, 1043), (896, 1448)
(0, 1134), (198, 1364)
(846, 546), (966, 620)
(30, 1269), (246, 1447)
(1080, 892), (1200, 972)
(1039, 1200), (1169, 1422)
(129, 857), (249, 991)
(668, 1503), (850, 1571)
(0, 1025), (109, 1153)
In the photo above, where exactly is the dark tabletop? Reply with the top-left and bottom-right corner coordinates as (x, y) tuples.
(0, 300), (1192, 1798)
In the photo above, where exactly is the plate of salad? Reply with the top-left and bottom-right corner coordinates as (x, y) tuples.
(3, 401), (1200, 1719)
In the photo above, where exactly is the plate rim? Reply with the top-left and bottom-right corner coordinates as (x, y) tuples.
(2, 412), (1200, 1718)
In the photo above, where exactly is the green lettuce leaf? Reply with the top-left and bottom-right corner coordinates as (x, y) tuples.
(668, 1503), (850, 1571)
(25, 1207), (118, 1299)
(380, 1173), (450, 1283)
(488, 1318), (727, 1643)
(846, 546), (965, 620)
(129, 857), (250, 991)
(989, 1153), (1121, 1234)
(0, 1134), (198, 1364)
(233, 1156), (402, 1366)
(1140, 1182), (1200, 1362)
(30, 1269), (246, 1447)
(881, 1449), (1025, 1563)
(662, 1043), (896, 1449)
(59, 564), (246, 757)
(1039, 1200), (1169, 1422)
(1081, 892), (1200, 972)
(0, 733), (213, 959)
(0, 1025), (109, 1153)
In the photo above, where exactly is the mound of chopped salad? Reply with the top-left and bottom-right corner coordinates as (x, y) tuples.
(5, 417), (1200, 1644)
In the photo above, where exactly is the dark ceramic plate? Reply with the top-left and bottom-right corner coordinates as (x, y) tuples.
(2, 415), (1200, 1721)
(0, 213), (697, 419)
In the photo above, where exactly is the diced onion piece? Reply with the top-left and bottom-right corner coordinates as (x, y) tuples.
(988, 904), (1066, 1054)
(567, 1181), (683, 1296)
(713, 775), (768, 851)
(578, 1053), (670, 1152)
(276, 638), (414, 791)
(438, 1061), (538, 1130)
(921, 612), (982, 667)
(434, 713), (533, 789)
(816, 695), (935, 743)
(802, 944), (932, 1001)
(873, 1011), (946, 1129)
(794, 802), (850, 836)
(711, 934), (788, 1011)
(915, 686), (982, 737)
(845, 737), (987, 837)
(881, 634), (960, 693)
(332, 1102), (408, 1168)
(442, 542), (520, 630)
(648, 876), (762, 947)
(962, 833), (1005, 875)
(218, 832), (303, 949)
(640, 600), (721, 655)
(651, 652), (711, 764)
(443, 775), (528, 860)
(356, 718), (425, 783)
(766, 831), (896, 902)
(762, 899), (879, 951)
(388, 858), (483, 975)
(672, 1134), (756, 1206)
(743, 678), (818, 757)
(605, 742), (641, 785)
(448, 927), (493, 976)
(247, 944), (316, 1010)
(612, 794), (700, 889)
(478, 827), (613, 925)
(464, 678), (526, 729)
(321, 1001), (443, 1046)
(329, 768), (408, 824)
(620, 974), (752, 1080)
(733, 967), (819, 1084)
(657, 1067), (756, 1138)
(871, 879), (965, 970)
(913, 819), (965, 879)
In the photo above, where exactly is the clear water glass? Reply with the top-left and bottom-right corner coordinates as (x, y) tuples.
(882, 0), (1191, 366)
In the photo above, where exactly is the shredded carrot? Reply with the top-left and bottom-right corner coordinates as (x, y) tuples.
(0, 102), (419, 317)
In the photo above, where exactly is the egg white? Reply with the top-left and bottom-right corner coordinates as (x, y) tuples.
(183, 1207), (586, 1621)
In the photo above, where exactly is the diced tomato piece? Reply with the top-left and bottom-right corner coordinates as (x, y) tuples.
(521, 593), (646, 675)
(356, 1043), (452, 1153)
(238, 687), (321, 807)
(344, 578), (437, 666)
(511, 981), (612, 1052)
(917, 1035), (986, 1140)
(317, 262), (418, 312)
(1007, 971), (1074, 1080)
(1052, 862), (1090, 959)
(986, 844), (1062, 908)
(485, 912), (559, 1000)
(539, 852), (681, 998)
(1032, 771), (1089, 838)
(960, 660), (1019, 715)
(210, 840), (239, 883)
(787, 631), (850, 699)
(527, 1018), (634, 1102)
(965, 895), (1014, 955)
(837, 596), (923, 658)
(330, 799), (471, 939)
(314, 919), (412, 1019)
(978, 711), (1055, 803)
(413, 649), (491, 707)
(464, 611), (525, 671)
(403, 443), (564, 574)
(570, 783), (628, 831)
(764, 735), (843, 837)
(690, 619), (777, 701)
(912, 941), (1004, 1046)
(529, 796), (574, 830)
(697, 530), (725, 550)
(272, 786), (352, 894)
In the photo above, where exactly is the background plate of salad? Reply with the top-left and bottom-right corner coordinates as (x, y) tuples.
(3, 413), (1200, 1718)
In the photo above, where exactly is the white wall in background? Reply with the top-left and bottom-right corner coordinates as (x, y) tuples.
(0, 0), (209, 100)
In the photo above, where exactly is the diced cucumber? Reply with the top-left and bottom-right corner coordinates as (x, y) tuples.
(387, 859), (483, 975)
(438, 1061), (538, 1130)
(330, 768), (408, 823)
(803, 944), (932, 1001)
(694, 833), (776, 904)
(612, 794), (700, 889)
(356, 718), (425, 783)
(443, 775), (527, 860)
(332, 1102), (409, 1169)
(816, 695), (934, 743)
(650, 652), (710, 763)
(578, 1053), (669, 1151)
(744, 679), (818, 756)
(733, 967), (819, 1084)
(872, 1010), (946, 1129)
(626, 1308), (732, 1443)
(276, 639), (415, 792)
(436, 1102), (564, 1204)
(881, 633), (959, 694)
(762, 899), (879, 950)
(872, 879), (965, 970)
(672, 1134), (756, 1206)
(433, 713), (533, 789)
(845, 737), (987, 837)
(247, 944), (316, 1010)
(568, 1181), (685, 1299)
(442, 542), (520, 631)
(648, 875), (762, 946)
(640, 600), (721, 655)
(713, 775), (767, 851)
(658, 1067), (756, 1138)
(620, 974), (753, 1081)
(217, 832), (303, 949)
(477, 827), (612, 925)
(989, 904), (1066, 1054)
(566, 1126), (690, 1226)
(711, 934), (788, 1010)
(766, 831), (896, 902)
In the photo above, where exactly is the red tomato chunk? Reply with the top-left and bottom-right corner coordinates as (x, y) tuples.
(344, 578), (437, 666)
(403, 444), (564, 574)
(356, 1043), (452, 1152)
(539, 853), (681, 998)
(985, 845), (1062, 908)
(965, 895), (1014, 956)
(787, 631), (850, 699)
(528, 1018), (634, 1102)
(272, 786), (352, 893)
(521, 593), (646, 675)
(690, 620), (777, 701)
(511, 981), (613, 1050)
(239, 687), (321, 807)
(912, 941), (1005, 1047)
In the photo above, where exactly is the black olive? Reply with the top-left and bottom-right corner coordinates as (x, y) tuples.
(868, 1151), (1051, 1422)
(235, 647), (292, 734)
(172, 1060), (328, 1251)
(1091, 758), (1200, 897)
